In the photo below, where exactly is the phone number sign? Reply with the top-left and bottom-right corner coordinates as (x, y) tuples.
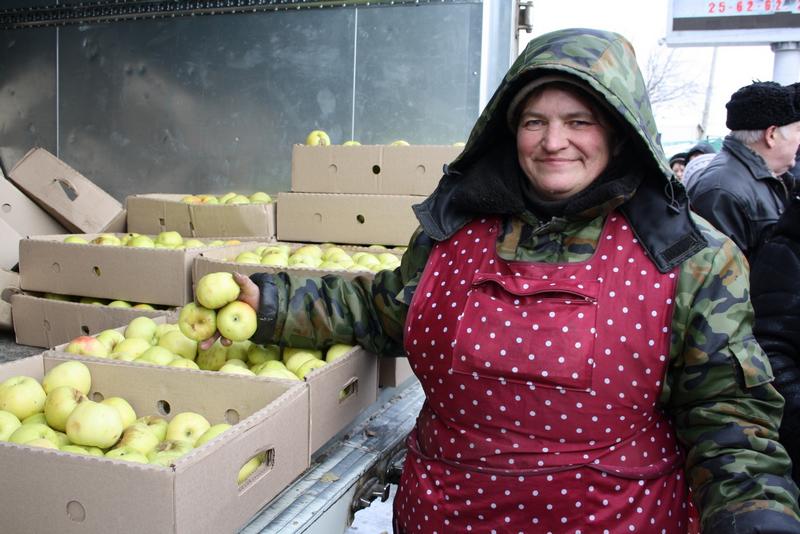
(667, 0), (800, 45)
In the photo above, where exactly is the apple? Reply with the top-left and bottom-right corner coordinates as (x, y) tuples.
(65, 400), (124, 449)
(283, 347), (322, 364)
(217, 301), (258, 342)
(0, 376), (47, 420)
(183, 238), (206, 248)
(292, 244), (323, 260)
(325, 343), (354, 362)
(158, 330), (198, 361)
(390, 140), (410, 146)
(195, 423), (232, 447)
(355, 253), (381, 270)
(238, 453), (264, 484)
(91, 234), (122, 246)
(132, 303), (156, 310)
(137, 416), (168, 441)
(342, 140), (361, 146)
(101, 397), (137, 429)
(196, 342), (228, 371)
(178, 303), (217, 342)
(114, 422), (160, 454)
(305, 130), (331, 146)
(80, 297), (108, 306)
(44, 292), (73, 301)
(255, 361), (301, 381)
(235, 252), (261, 264)
(155, 322), (180, 341)
(260, 253), (289, 267)
(44, 386), (87, 431)
(249, 192), (272, 203)
(182, 195), (201, 204)
(107, 300), (133, 308)
(148, 439), (193, 466)
(96, 329), (126, 352)
(166, 412), (211, 446)
(295, 358), (327, 379)
(9, 423), (59, 447)
(195, 272), (241, 310)
(111, 337), (152, 361)
(135, 346), (176, 366)
(127, 235), (155, 248)
(226, 340), (251, 362)
(105, 446), (149, 464)
(63, 236), (89, 244)
(124, 316), (158, 344)
(42, 360), (92, 395)
(26, 437), (60, 450)
(219, 364), (256, 376)
(197, 194), (219, 204)
(155, 231), (183, 247)
(247, 344), (281, 366)
(52, 430), (70, 447)
(225, 194), (250, 205)
(21, 413), (47, 425)
(60, 444), (103, 456)
(0, 410), (22, 441)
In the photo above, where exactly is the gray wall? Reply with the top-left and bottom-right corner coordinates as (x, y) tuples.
(0, 2), (504, 201)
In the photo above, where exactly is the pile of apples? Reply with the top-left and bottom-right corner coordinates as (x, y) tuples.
(0, 361), (264, 481)
(181, 192), (273, 205)
(305, 129), (464, 147)
(41, 292), (163, 310)
(62, 231), (237, 250)
(229, 243), (403, 273)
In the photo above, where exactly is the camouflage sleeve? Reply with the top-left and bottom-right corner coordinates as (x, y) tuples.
(249, 228), (433, 355)
(665, 221), (800, 531)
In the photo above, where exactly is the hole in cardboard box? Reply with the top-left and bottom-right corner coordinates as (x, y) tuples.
(51, 262), (61, 273)
(81, 325), (89, 335)
(339, 376), (359, 403)
(1, 203), (11, 213)
(159, 217), (166, 227)
(372, 165), (381, 175)
(224, 409), (240, 424)
(91, 392), (104, 402)
(0, 287), (16, 304)
(66, 500), (86, 522)
(157, 400), (172, 416)
(356, 214), (365, 224)
(415, 164), (426, 175)
(237, 447), (275, 491)
(328, 163), (338, 175)
(55, 178), (79, 201)
(92, 266), (101, 277)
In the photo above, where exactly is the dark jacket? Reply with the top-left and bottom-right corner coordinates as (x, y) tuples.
(751, 194), (800, 489)
(687, 135), (794, 260)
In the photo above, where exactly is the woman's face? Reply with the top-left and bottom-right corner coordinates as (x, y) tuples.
(516, 86), (613, 200)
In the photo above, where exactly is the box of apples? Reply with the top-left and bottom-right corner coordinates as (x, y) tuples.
(125, 192), (276, 239)
(0, 353), (309, 533)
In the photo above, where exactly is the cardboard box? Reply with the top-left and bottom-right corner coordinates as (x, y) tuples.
(10, 292), (175, 347)
(0, 269), (19, 330)
(8, 147), (126, 234)
(0, 178), (68, 268)
(291, 144), (460, 195)
(126, 194), (277, 239)
(18, 234), (243, 306)
(0, 353), (309, 534)
(277, 192), (419, 246)
(379, 356), (417, 388)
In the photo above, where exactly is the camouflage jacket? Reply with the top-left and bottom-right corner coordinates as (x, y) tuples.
(251, 29), (800, 531)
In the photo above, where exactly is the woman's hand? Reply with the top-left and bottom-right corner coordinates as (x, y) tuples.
(198, 272), (261, 351)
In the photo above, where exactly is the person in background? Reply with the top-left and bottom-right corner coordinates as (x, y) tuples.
(681, 152), (716, 190)
(687, 81), (800, 261)
(685, 139), (717, 162)
(209, 29), (800, 532)
(750, 192), (800, 497)
(669, 151), (687, 180)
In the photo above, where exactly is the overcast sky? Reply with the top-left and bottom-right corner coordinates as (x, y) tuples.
(520, 0), (781, 153)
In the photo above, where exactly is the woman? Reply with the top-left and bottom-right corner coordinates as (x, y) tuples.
(216, 28), (800, 532)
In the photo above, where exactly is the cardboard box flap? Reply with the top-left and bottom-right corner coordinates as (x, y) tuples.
(0, 217), (22, 270)
(0, 177), (67, 236)
(8, 148), (124, 234)
(0, 269), (20, 331)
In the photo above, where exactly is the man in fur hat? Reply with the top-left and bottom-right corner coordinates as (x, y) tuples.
(687, 81), (800, 260)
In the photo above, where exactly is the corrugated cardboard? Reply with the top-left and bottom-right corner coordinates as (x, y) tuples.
(10, 292), (175, 347)
(379, 357), (417, 388)
(291, 144), (461, 195)
(8, 147), (126, 234)
(277, 192), (419, 246)
(0, 218), (23, 270)
(18, 234), (244, 306)
(0, 269), (19, 330)
(126, 194), (277, 239)
(0, 353), (309, 534)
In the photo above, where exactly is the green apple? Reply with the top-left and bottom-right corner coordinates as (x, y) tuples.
(226, 340), (251, 361)
(0, 376), (47, 420)
(195, 272), (241, 310)
(225, 194), (250, 205)
(63, 236), (89, 244)
(251, 359), (286, 374)
(148, 439), (193, 466)
(158, 330), (198, 361)
(0, 410), (22, 441)
(288, 254), (320, 268)
(101, 397), (137, 429)
(114, 422), (160, 454)
(389, 140), (410, 146)
(325, 343), (354, 362)
(124, 316), (159, 344)
(107, 300), (133, 308)
(283, 347), (322, 364)
(178, 303), (217, 341)
(26, 437), (60, 449)
(80, 297), (108, 306)
(196, 341), (228, 371)
(52, 430), (70, 447)
(295, 358), (327, 379)
(305, 130), (331, 146)
(155, 322), (180, 341)
(60, 444), (103, 456)
(260, 253), (289, 267)
(218, 192), (237, 204)
(96, 329), (126, 352)
(136, 416), (168, 442)
(44, 386), (87, 431)
(217, 301), (257, 342)
(195, 423), (232, 447)
(197, 195), (219, 205)
(21, 412), (47, 425)
(183, 238), (206, 248)
(43, 292), (73, 301)
(292, 244), (323, 260)
(65, 400), (123, 449)
(256, 366), (301, 381)
(166, 412), (211, 446)
(342, 140), (361, 146)
(221, 359), (247, 369)
(249, 192), (272, 203)
(9, 423), (59, 447)
(234, 252), (261, 264)
(155, 231), (183, 247)
(42, 360), (92, 395)
(355, 253), (381, 270)
(132, 303), (156, 310)
(135, 346), (176, 366)
(165, 358), (198, 369)
(247, 344), (281, 366)
(111, 337), (152, 361)
(127, 235), (155, 248)
(219, 364), (256, 376)
(238, 453), (264, 484)
(91, 234), (122, 246)
(105, 446), (149, 464)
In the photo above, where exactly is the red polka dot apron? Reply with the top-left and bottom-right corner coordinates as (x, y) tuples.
(395, 214), (695, 534)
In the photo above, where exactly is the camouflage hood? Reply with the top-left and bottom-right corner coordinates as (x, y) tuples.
(450, 27), (672, 180)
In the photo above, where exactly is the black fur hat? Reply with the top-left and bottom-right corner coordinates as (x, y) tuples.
(726, 81), (800, 130)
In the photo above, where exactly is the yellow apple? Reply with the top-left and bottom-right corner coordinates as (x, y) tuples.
(63, 236), (89, 244)
(9, 423), (59, 447)
(183, 238), (206, 248)
(219, 364), (256, 376)
(65, 400), (123, 449)
(107, 300), (133, 308)
(80, 297), (108, 306)
(158, 330), (198, 361)
(249, 192), (272, 203)
(167, 357), (200, 369)
(42, 360), (92, 395)
(135, 346), (176, 366)
(195, 272), (241, 310)
(295, 358), (326, 379)
(91, 234), (122, 246)
(105, 446), (149, 464)
(260, 253), (289, 267)
(0, 410), (22, 441)
(178, 303), (217, 341)
(26, 437), (59, 449)
(132, 303), (156, 310)
(235, 252), (261, 264)
(166, 412), (211, 446)
(305, 130), (331, 146)
(342, 140), (361, 146)
(137, 416), (168, 442)
(101, 397), (137, 429)
(43, 386), (86, 431)
(195, 423), (232, 447)
(218, 192), (237, 204)
(225, 194), (250, 205)
(127, 235), (155, 248)
(21, 413), (47, 425)
(124, 316), (159, 344)
(60, 444), (103, 456)
(283, 349), (322, 375)
(155, 231), (183, 247)
(0, 376), (46, 420)
(390, 140), (410, 146)
(96, 329), (126, 352)
(325, 343), (354, 362)
(217, 301), (257, 342)
(238, 453), (264, 484)
(111, 337), (152, 361)
(114, 422), (160, 454)
(148, 439), (193, 466)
